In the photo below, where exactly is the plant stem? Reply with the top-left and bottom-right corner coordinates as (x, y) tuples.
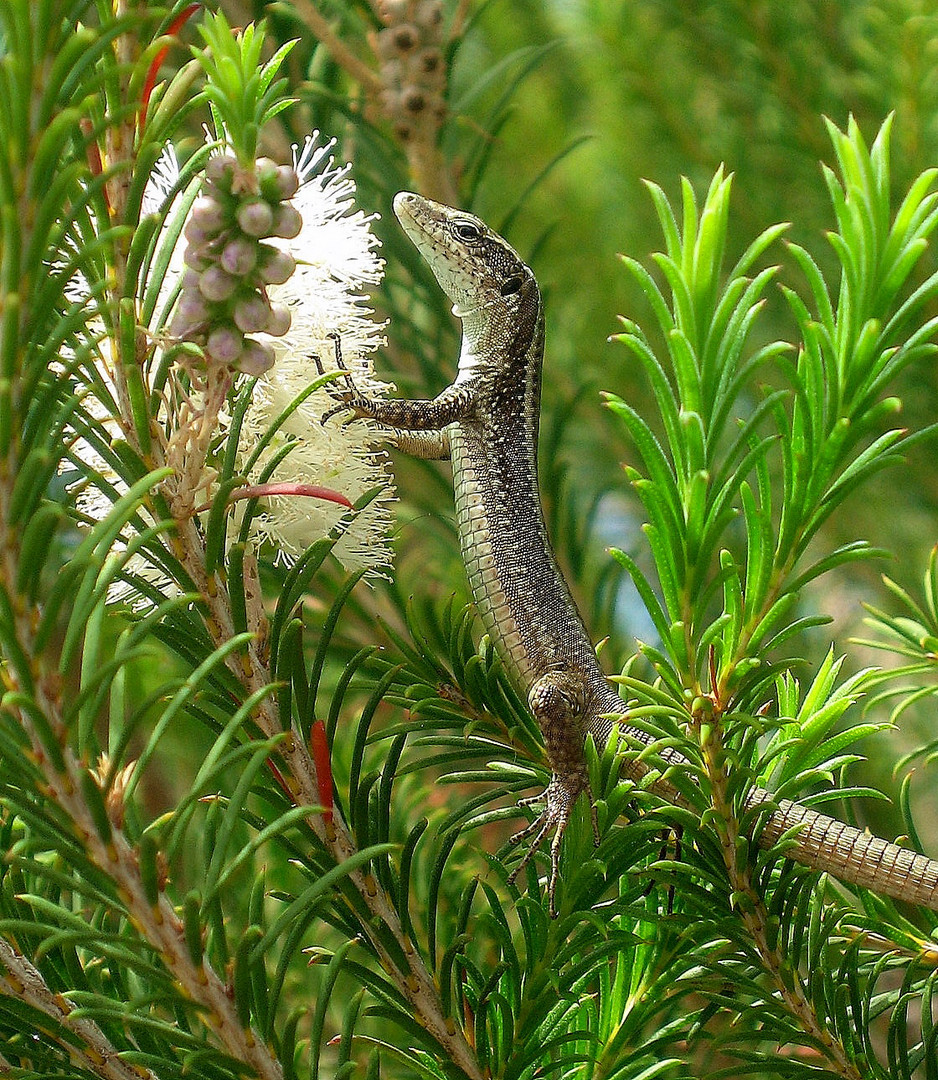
(698, 703), (864, 1078)
(0, 491), (284, 1079)
(0, 938), (158, 1080)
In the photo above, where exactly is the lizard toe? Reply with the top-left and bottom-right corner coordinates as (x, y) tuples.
(506, 772), (598, 917)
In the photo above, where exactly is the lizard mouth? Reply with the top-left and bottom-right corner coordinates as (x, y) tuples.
(393, 190), (481, 311)
(392, 190), (432, 240)
(451, 296), (500, 318)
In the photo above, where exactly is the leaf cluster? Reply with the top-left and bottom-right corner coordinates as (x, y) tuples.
(195, 9), (294, 164)
(609, 117), (938, 722)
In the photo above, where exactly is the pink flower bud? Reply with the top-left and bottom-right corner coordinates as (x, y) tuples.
(255, 158), (278, 183)
(272, 204), (303, 239)
(220, 237), (257, 276)
(273, 165), (300, 199)
(184, 219), (210, 246)
(198, 266), (238, 302)
(170, 289), (210, 336)
(237, 199), (274, 237)
(183, 246), (209, 271)
(190, 196), (226, 233)
(265, 303), (292, 337)
(258, 247), (296, 285)
(239, 339), (276, 375)
(233, 294), (271, 333)
(206, 326), (243, 365)
(206, 154), (237, 186)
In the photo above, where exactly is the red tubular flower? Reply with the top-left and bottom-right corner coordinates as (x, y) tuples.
(140, 4), (200, 127)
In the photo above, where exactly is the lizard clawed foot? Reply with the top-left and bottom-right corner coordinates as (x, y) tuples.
(312, 332), (367, 422)
(505, 771), (600, 918)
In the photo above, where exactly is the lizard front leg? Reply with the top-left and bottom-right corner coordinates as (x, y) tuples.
(314, 334), (476, 433)
(506, 667), (601, 917)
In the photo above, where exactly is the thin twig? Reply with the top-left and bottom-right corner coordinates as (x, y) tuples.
(0, 939), (160, 1080)
(699, 707), (865, 1080)
(288, 0), (382, 93)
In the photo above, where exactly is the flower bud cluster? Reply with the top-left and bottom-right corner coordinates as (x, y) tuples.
(374, 0), (446, 144)
(171, 154), (299, 375)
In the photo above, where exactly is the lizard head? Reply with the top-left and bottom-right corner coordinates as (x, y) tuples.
(393, 191), (536, 324)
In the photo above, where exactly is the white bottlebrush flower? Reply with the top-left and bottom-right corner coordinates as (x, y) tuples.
(64, 133), (396, 606)
(233, 134), (394, 572)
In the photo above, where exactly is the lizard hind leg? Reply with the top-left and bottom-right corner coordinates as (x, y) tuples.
(505, 669), (600, 918)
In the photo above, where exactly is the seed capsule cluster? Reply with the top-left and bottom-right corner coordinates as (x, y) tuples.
(374, 0), (446, 144)
(172, 154), (299, 375)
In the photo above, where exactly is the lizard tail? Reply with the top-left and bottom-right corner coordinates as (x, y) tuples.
(607, 715), (938, 910)
(754, 790), (938, 909)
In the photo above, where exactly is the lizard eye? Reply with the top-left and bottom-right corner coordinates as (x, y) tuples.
(453, 220), (483, 243)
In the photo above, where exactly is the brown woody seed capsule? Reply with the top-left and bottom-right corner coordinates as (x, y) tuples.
(376, 27), (401, 61)
(381, 0), (410, 20)
(415, 0), (442, 28)
(391, 24), (419, 51)
(418, 47), (442, 74)
(379, 87), (404, 114)
(403, 89), (426, 114)
(380, 58), (404, 84)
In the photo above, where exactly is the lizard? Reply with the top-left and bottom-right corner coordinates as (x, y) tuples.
(320, 189), (938, 918)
